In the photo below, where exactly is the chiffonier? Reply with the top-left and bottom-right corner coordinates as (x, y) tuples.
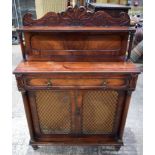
(13, 6), (141, 151)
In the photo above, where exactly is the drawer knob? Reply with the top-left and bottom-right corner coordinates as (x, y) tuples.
(102, 80), (107, 87)
(47, 80), (52, 86)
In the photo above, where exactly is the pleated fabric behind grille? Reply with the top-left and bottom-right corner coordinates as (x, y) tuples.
(35, 90), (71, 134)
(82, 90), (119, 135)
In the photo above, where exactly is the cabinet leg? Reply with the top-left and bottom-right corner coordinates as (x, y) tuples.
(115, 146), (121, 151)
(32, 145), (39, 150)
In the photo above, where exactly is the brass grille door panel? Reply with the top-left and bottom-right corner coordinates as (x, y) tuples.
(29, 89), (124, 136)
(82, 90), (121, 135)
(35, 90), (71, 134)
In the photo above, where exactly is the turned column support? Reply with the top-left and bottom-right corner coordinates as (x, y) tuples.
(127, 30), (136, 60)
(18, 31), (26, 61)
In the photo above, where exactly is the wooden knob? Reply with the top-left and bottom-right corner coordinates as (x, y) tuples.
(47, 80), (52, 86)
(102, 80), (107, 87)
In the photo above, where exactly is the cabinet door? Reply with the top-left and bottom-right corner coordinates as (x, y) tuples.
(82, 90), (125, 136)
(28, 90), (72, 135)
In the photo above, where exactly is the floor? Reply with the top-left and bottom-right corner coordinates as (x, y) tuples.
(12, 45), (143, 155)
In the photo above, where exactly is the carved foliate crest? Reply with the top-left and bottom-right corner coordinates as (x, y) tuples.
(23, 6), (130, 26)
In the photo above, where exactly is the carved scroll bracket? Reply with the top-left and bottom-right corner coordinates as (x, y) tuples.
(128, 73), (139, 91)
(15, 74), (25, 92)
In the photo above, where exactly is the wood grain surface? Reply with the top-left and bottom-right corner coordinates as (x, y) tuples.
(13, 61), (141, 74)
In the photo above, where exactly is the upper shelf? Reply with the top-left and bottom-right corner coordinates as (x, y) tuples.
(17, 26), (135, 33)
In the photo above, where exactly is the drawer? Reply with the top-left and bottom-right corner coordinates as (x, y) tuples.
(25, 78), (128, 88)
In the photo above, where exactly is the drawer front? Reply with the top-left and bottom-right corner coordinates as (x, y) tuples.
(25, 78), (128, 88)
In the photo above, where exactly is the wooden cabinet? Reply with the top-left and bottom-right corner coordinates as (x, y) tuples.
(13, 6), (141, 151)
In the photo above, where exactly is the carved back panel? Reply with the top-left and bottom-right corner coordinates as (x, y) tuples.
(23, 6), (130, 26)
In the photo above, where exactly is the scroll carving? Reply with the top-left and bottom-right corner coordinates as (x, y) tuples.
(128, 73), (139, 91)
(23, 6), (130, 26)
(16, 74), (25, 92)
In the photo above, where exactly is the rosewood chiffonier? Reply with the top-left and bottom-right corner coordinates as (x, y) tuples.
(13, 6), (141, 151)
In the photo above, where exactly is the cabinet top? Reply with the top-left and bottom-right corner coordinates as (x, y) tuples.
(13, 61), (142, 74)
